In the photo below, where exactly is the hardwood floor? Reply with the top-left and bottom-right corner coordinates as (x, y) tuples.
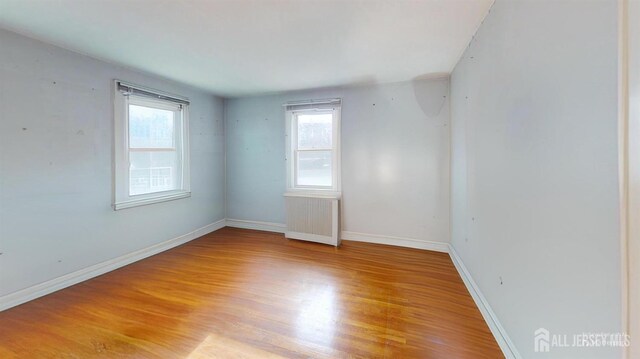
(0, 227), (503, 358)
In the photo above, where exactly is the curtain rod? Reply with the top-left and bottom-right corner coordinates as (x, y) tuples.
(116, 80), (190, 106)
(282, 98), (341, 107)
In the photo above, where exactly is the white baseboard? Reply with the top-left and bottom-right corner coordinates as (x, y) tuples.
(223, 221), (517, 358)
(225, 218), (286, 233)
(0, 219), (226, 312)
(224, 220), (450, 254)
(0, 216), (516, 359)
(341, 230), (450, 253)
(448, 245), (521, 359)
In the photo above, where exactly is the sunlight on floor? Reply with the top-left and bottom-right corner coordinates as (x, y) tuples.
(186, 333), (285, 359)
(295, 282), (338, 347)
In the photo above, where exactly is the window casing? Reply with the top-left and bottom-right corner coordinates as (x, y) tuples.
(285, 100), (341, 193)
(113, 81), (190, 210)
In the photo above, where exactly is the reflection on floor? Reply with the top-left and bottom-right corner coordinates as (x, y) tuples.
(0, 227), (502, 358)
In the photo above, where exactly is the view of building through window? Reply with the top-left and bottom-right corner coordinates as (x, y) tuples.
(128, 104), (178, 195)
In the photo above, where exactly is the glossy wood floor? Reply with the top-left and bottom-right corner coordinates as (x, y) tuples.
(0, 227), (503, 358)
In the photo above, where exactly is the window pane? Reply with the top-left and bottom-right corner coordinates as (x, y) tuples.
(297, 113), (332, 150)
(297, 150), (332, 187)
(129, 151), (178, 195)
(129, 104), (174, 148)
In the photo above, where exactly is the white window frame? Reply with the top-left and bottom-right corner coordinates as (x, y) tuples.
(285, 100), (341, 194)
(113, 80), (190, 210)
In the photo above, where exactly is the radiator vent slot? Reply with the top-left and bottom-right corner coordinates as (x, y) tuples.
(284, 194), (340, 246)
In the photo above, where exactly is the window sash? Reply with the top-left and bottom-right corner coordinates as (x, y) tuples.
(128, 102), (177, 149)
(293, 112), (334, 188)
(126, 96), (184, 197)
(286, 105), (340, 192)
(294, 149), (333, 188)
(128, 149), (180, 196)
(113, 80), (190, 210)
(295, 148), (333, 151)
(129, 148), (177, 152)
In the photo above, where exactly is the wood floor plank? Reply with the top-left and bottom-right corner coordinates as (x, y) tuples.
(0, 227), (503, 358)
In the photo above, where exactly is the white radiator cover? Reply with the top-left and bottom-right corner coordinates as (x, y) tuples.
(284, 193), (341, 246)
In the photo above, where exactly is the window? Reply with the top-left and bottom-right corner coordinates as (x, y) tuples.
(285, 99), (341, 192)
(113, 81), (190, 210)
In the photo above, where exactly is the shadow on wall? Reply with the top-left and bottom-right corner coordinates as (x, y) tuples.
(412, 73), (450, 118)
(342, 75), (379, 89)
(284, 75), (379, 95)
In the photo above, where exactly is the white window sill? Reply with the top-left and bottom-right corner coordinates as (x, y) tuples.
(114, 191), (191, 210)
(284, 191), (341, 200)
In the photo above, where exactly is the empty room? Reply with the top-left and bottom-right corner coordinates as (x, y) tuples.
(0, 0), (638, 358)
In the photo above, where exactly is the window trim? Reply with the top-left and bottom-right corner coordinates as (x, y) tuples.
(113, 80), (191, 210)
(285, 103), (341, 194)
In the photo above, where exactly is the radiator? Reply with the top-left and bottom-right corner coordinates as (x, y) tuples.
(284, 193), (341, 246)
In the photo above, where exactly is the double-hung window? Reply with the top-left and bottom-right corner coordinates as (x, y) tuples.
(113, 81), (190, 210)
(285, 99), (341, 193)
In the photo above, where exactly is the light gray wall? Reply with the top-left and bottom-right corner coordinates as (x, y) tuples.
(226, 79), (450, 243)
(450, 0), (621, 357)
(0, 29), (226, 296)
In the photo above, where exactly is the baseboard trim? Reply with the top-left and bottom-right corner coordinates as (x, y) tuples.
(341, 231), (450, 253)
(0, 219), (226, 312)
(1, 217), (518, 358)
(220, 222), (516, 356)
(225, 219), (286, 233)
(224, 220), (451, 254)
(448, 245), (521, 359)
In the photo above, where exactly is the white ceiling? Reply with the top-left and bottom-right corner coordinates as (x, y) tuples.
(0, 0), (492, 97)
